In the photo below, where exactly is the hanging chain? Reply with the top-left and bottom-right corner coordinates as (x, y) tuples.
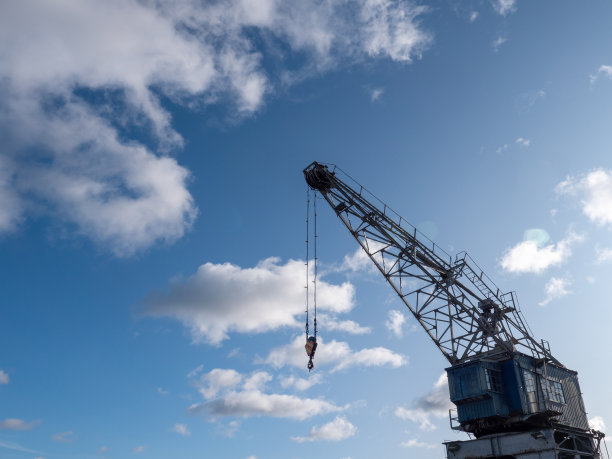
(305, 189), (310, 341)
(305, 188), (319, 371)
(313, 190), (318, 339)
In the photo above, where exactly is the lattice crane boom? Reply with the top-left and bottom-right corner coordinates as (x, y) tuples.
(303, 161), (561, 367)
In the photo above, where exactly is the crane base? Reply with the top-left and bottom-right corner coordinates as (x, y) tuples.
(444, 428), (602, 458)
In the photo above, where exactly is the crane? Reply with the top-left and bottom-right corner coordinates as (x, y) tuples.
(303, 161), (605, 459)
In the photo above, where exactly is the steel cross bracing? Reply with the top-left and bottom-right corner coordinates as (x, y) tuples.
(304, 162), (561, 367)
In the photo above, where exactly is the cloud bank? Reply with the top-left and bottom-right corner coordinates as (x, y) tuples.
(0, 0), (431, 254)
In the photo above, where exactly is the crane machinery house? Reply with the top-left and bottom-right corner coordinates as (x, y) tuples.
(303, 161), (605, 459)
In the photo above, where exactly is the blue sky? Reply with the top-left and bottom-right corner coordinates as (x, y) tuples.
(1, 0), (612, 458)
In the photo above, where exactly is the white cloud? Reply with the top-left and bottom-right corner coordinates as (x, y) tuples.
(539, 276), (571, 306)
(263, 335), (406, 372)
(292, 416), (357, 442)
(516, 137), (530, 147)
(359, 1), (431, 62)
(242, 371), (273, 392)
(132, 446), (146, 454)
(205, 390), (343, 420)
(0, 1), (431, 253)
(401, 438), (437, 448)
(0, 370), (8, 384)
(370, 87), (385, 102)
(385, 310), (406, 337)
(142, 257), (354, 345)
(0, 419), (38, 431)
(157, 387), (169, 395)
(469, 11), (479, 22)
(187, 364), (204, 379)
(395, 373), (452, 431)
(590, 65), (612, 85)
(199, 369), (243, 399)
(280, 374), (322, 391)
(596, 246), (612, 263)
(173, 423), (191, 437)
(590, 416), (606, 432)
(556, 169), (612, 226)
(52, 431), (76, 443)
(492, 36), (507, 52)
(319, 314), (371, 335)
(500, 232), (583, 274)
(491, 0), (516, 16)
(337, 245), (378, 273)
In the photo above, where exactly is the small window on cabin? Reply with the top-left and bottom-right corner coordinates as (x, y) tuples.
(485, 368), (503, 393)
(547, 380), (566, 404)
(455, 367), (480, 397)
(523, 369), (536, 394)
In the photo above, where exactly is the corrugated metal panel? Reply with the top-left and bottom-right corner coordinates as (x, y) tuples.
(458, 397), (495, 422)
(546, 365), (589, 430)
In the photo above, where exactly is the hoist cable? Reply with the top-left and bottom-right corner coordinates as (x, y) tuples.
(313, 190), (318, 338)
(305, 189), (310, 340)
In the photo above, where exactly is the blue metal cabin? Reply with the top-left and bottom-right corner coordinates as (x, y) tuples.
(446, 350), (589, 437)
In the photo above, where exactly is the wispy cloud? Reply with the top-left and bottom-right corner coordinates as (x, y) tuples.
(493, 36), (507, 52)
(469, 11), (479, 22)
(52, 431), (76, 443)
(491, 0), (516, 16)
(400, 438), (437, 449)
(0, 418), (39, 431)
(516, 137), (531, 147)
(596, 246), (612, 263)
(0, 370), (8, 384)
(370, 87), (385, 102)
(0, 440), (44, 455)
(132, 446), (146, 454)
(292, 416), (357, 442)
(539, 276), (572, 306)
(173, 423), (191, 437)
(385, 310), (406, 337)
(590, 65), (612, 85)
(496, 143), (509, 154)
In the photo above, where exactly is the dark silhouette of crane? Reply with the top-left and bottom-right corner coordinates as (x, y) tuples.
(304, 161), (606, 459)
